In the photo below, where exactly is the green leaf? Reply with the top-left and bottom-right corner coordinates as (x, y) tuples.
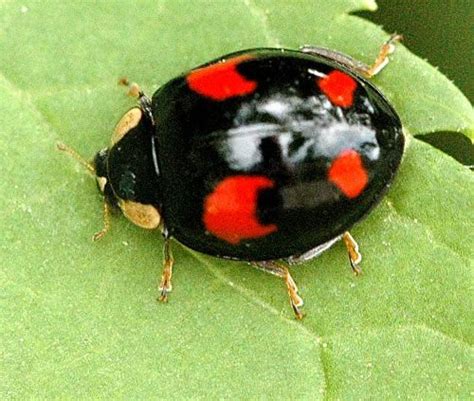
(1, 1), (472, 399)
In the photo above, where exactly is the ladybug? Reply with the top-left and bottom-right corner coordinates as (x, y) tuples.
(59, 34), (404, 319)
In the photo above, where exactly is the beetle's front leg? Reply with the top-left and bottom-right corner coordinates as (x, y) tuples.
(158, 236), (174, 302)
(91, 201), (111, 241)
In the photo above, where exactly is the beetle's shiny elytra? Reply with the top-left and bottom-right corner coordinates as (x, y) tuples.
(62, 36), (404, 319)
(147, 49), (404, 260)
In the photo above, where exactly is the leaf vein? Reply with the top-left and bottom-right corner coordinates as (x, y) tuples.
(187, 249), (329, 397)
(384, 193), (470, 263)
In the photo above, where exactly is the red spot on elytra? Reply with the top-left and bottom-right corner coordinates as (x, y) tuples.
(186, 56), (257, 101)
(203, 175), (277, 244)
(318, 70), (357, 108)
(328, 149), (368, 198)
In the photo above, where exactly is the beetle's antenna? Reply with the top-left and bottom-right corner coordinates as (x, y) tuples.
(56, 142), (95, 174)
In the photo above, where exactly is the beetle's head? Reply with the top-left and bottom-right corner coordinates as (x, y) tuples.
(57, 104), (162, 233)
(92, 147), (118, 207)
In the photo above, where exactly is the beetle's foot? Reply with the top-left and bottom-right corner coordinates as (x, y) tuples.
(158, 288), (171, 303)
(118, 77), (142, 98)
(92, 229), (106, 242)
(158, 270), (172, 302)
(285, 271), (305, 319)
(118, 77), (154, 124)
(291, 304), (304, 320)
(350, 259), (363, 276)
(252, 261), (305, 320)
(158, 238), (174, 303)
(342, 231), (362, 275)
(365, 33), (403, 78)
(92, 201), (111, 241)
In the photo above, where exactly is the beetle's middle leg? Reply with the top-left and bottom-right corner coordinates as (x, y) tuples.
(251, 261), (304, 319)
(342, 231), (362, 275)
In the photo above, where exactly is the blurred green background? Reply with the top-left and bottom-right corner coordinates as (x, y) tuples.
(360, 0), (474, 166)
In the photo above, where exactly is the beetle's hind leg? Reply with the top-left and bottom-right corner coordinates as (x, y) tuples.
(118, 77), (154, 123)
(300, 33), (402, 78)
(251, 261), (304, 319)
(342, 231), (362, 275)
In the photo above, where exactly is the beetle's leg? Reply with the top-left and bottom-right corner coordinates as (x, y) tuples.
(342, 231), (362, 275)
(57, 142), (112, 240)
(300, 33), (402, 78)
(92, 201), (111, 241)
(158, 236), (174, 302)
(118, 77), (154, 124)
(118, 76), (147, 99)
(251, 261), (304, 319)
(363, 33), (402, 77)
